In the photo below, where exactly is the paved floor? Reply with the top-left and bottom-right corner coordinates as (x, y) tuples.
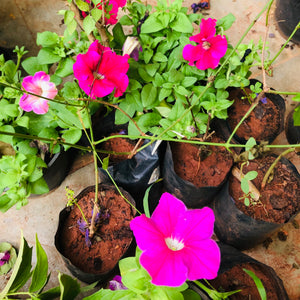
(0, 0), (300, 298)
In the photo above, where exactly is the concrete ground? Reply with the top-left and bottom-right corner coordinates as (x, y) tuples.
(0, 0), (300, 298)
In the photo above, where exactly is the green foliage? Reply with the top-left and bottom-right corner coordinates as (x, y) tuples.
(0, 232), (92, 300)
(85, 247), (188, 299)
(243, 269), (267, 300)
(115, 0), (264, 139)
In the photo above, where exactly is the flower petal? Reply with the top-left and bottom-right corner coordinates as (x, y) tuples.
(151, 193), (187, 238)
(140, 249), (188, 287)
(182, 44), (204, 65)
(130, 214), (166, 252)
(182, 239), (220, 280)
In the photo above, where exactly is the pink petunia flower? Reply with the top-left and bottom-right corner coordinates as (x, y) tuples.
(73, 40), (129, 99)
(182, 18), (227, 70)
(130, 192), (220, 287)
(19, 71), (57, 114)
(81, 0), (126, 25)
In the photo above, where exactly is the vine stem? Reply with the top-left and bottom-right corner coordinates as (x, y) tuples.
(261, 147), (295, 189)
(266, 21), (300, 68)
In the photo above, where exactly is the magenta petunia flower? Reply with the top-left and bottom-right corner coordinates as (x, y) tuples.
(19, 71), (57, 114)
(0, 251), (10, 266)
(130, 192), (220, 287)
(182, 18), (227, 70)
(73, 40), (129, 99)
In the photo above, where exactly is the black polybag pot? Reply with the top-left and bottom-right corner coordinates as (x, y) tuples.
(54, 184), (137, 284)
(275, 0), (300, 43)
(285, 108), (300, 145)
(162, 142), (229, 209)
(211, 79), (285, 145)
(95, 112), (164, 212)
(189, 243), (289, 299)
(213, 180), (288, 250)
(43, 148), (76, 191)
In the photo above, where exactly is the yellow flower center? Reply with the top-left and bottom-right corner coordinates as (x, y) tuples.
(165, 237), (185, 251)
(93, 72), (105, 80)
(202, 41), (211, 50)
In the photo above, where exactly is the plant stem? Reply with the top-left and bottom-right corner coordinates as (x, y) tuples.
(261, 148), (295, 189)
(266, 21), (300, 68)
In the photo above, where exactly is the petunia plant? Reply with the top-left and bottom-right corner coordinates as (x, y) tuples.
(111, 0), (265, 140)
(83, 193), (241, 299)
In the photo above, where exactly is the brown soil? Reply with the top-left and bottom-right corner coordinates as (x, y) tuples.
(209, 262), (281, 300)
(100, 132), (137, 164)
(229, 155), (300, 223)
(170, 135), (233, 188)
(58, 186), (135, 274)
(227, 87), (282, 142)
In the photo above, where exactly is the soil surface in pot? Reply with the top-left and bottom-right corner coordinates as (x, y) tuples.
(229, 155), (300, 223)
(170, 135), (233, 188)
(100, 132), (137, 164)
(227, 87), (282, 142)
(209, 262), (282, 300)
(59, 187), (135, 274)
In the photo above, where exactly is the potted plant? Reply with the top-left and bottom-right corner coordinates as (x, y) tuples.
(0, 48), (94, 212)
(54, 183), (137, 284)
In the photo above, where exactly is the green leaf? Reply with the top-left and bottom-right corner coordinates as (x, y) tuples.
(0, 125), (15, 144)
(141, 84), (158, 109)
(29, 234), (49, 292)
(244, 198), (250, 206)
(102, 156), (110, 170)
(0, 232), (32, 297)
(241, 178), (249, 194)
(55, 57), (74, 77)
(38, 286), (61, 300)
(30, 177), (50, 195)
(37, 48), (61, 65)
(119, 15), (133, 26)
(67, 19), (77, 35)
(244, 170), (258, 181)
(292, 93), (300, 102)
(112, 23), (126, 46)
(83, 15), (96, 35)
(152, 52), (168, 62)
(170, 12), (193, 33)
(243, 268), (267, 300)
(37, 31), (59, 47)
(217, 13), (236, 31)
(58, 273), (81, 300)
(75, 0), (90, 11)
(293, 106), (300, 126)
(83, 288), (135, 300)
(61, 128), (82, 146)
(64, 10), (75, 25)
(181, 77), (197, 88)
(21, 57), (48, 75)
(141, 14), (165, 33)
(159, 88), (172, 101)
(91, 7), (102, 22)
(115, 96), (137, 124)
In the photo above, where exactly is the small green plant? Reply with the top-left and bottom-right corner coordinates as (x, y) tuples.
(239, 165), (259, 207)
(243, 268), (267, 300)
